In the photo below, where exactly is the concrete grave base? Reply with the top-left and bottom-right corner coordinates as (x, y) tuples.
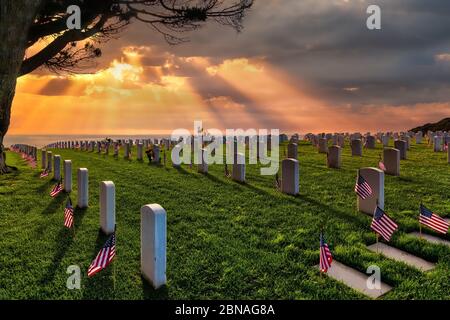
(367, 243), (435, 271)
(317, 261), (392, 299)
(407, 232), (450, 247)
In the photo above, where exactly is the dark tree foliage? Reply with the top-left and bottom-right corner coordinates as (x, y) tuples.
(22, 0), (253, 75)
(0, 0), (253, 173)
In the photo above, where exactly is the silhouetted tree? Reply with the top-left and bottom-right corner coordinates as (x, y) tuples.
(0, 0), (253, 173)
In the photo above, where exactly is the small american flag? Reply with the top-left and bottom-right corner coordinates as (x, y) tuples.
(40, 169), (49, 178)
(371, 206), (398, 241)
(64, 197), (74, 229)
(87, 233), (116, 277)
(419, 204), (449, 234)
(319, 233), (333, 273)
(50, 180), (63, 197)
(355, 174), (372, 200)
(378, 161), (386, 172)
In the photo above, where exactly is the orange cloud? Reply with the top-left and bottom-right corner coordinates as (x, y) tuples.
(9, 48), (449, 136)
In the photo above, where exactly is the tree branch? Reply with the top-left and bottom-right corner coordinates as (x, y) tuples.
(20, 14), (109, 76)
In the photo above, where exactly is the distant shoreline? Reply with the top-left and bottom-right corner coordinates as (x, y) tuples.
(4, 134), (170, 148)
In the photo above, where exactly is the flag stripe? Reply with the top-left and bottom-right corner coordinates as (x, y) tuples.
(419, 205), (449, 234)
(371, 207), (398, 241)
(87, 233), (116, 277)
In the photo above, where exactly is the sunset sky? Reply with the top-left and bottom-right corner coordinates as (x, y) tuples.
(8, 0), (450, 136)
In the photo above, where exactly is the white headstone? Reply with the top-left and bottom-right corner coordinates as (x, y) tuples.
(318, 138), (328, 153)
(394, 140), (407, 160)
(53, 155), (61, 181)
(366, 136), (376, 149)
(382, 135), (390, 147)
(153, 145), (160, 163)
(41, 150), (47, 169)
(403, 136), (411, 150)
(197, 148), (208, 173)
(100, 181), (115, 235)
(141, 204), (167, 289)
(137, 143), (143, 161)
(232, 153), (246, 182)
(63, 160), (72, 192)
(433, 136), (442, 152)
(327, 145), (342, 169)
(383, 148), (400, 176)
(281, 158), (299, 195)
(416, 131), (423, 144)
(77, 168), (88, 208)
(357, 167), (384, 215)
(351, 139), (363, 156)
(46, 151), (53, 172)
(172, 145), (181, 168)
(287, 143), (298, 159)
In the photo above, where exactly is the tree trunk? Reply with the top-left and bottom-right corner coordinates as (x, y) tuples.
(0, 1), (43, 173)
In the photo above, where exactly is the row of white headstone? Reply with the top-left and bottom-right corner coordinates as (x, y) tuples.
(98, 180), (167, 289)
(40, 149), (166, 289)
(10, 144), (38, 160)
(282, 129), (450, 197)
(41, 150), (87, 207)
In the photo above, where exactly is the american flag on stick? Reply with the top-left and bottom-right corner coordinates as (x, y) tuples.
(371, 206), (398, 241)
(419, 204), (449, 234)
(64, 197), (74, 229)
(319, 233), (333, 273)
(50, 180), (63, 197)
(40, 169), (49, 178)
(87, 233), (116, 277)
(354, 173), (372, 200)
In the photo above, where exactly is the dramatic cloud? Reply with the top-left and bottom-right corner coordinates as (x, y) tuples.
(9, 0), (450, 135)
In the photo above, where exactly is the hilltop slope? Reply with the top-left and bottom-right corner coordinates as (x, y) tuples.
(410, 117), (450, 133)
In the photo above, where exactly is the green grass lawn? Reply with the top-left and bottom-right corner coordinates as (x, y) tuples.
(0, 140), (449, 300)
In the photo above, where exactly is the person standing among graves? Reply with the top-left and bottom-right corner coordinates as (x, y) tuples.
(145, 147), (153, 163)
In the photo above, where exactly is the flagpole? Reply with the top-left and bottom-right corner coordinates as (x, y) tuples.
(113, 224), (117, 292)
(375, 199), (379, 253)
(320, 227), (324, 278)
(419, 203), (422, 239)
(113, 260), (116, 291)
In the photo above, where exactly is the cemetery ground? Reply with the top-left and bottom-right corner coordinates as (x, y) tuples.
(0, 141), (449, 300)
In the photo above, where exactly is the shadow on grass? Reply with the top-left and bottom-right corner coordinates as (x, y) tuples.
(39, 225), (77, 287)
(202, 172), (227, 185)
(39, 192), (66, 215)
(142, 277), (169, 299)
(147, 161), (164, 168)
(174, 166), (189, 175)
(239, 181), (369, 229)
(173, 165), (202, 179)
(37, 200), (87, 285)
(35, 178), (57, 194)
